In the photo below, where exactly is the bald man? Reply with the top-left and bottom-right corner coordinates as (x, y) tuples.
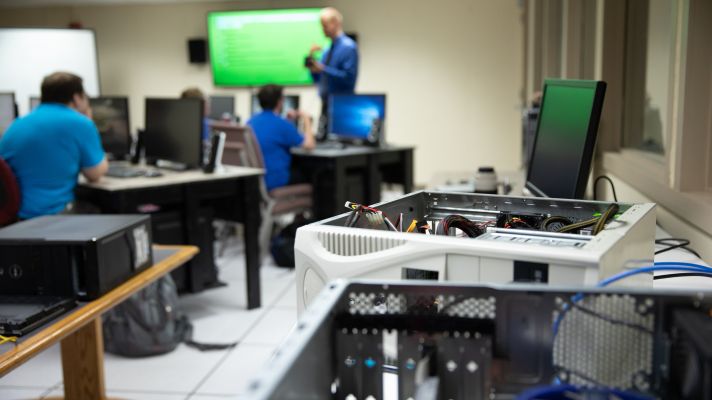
(307, 7), (359, 116)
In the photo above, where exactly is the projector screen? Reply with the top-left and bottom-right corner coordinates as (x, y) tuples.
(0, 28), (100, 116)
(208, 8), (330, 87)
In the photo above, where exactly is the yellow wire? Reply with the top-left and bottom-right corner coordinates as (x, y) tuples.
(0, 335), (18, 345)
(406, 219), (418, 233)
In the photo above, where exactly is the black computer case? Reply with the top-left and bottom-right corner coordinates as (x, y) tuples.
(0, 215), (153, 300)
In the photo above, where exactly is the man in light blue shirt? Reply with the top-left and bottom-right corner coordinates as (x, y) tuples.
(307, 7), (359, 113)
(0, 72), (108, 219)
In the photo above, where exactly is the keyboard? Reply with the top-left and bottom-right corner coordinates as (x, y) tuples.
(107, 165), (147, 178)
(315, 141), (347, 150)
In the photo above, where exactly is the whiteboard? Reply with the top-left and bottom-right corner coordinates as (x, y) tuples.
(0, 28), (100, 116)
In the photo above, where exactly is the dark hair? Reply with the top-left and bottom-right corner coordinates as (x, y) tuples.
(41, 72), (85, 104)
(180, 87), (205, 100)
(257, 84), (283, 111)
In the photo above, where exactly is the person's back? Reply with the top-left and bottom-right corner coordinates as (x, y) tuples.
(0, 72), (107, 219)
(247, 84), (314, 192)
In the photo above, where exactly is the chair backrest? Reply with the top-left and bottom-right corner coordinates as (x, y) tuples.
(0, 157), (20, 226)
(209, 122), (265, 169)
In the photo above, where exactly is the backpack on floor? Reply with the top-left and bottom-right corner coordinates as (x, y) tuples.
(270, 215), (314, 268)
(103, 275), (191, 357)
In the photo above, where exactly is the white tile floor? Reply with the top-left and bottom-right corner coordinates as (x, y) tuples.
(0, 236), (298, 400)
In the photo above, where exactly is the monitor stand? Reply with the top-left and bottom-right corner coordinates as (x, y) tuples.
(156, 159), (189, 171)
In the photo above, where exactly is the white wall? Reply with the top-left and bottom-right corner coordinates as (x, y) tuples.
(0, 0), (524, 185)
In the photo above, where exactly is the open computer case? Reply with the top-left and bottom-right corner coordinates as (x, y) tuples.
(295, 191), (655, 311)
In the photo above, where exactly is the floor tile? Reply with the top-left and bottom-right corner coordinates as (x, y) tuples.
(103, 345), (226, 393)
(189, 395), (244, 399)
(274, 281), (297, 309)
(0, 387), (49, 400)
(241, 309), (297, 346)
(0, 344), (62, 388)
(193, 344), (275, 396)
(189, 308), (264, 344)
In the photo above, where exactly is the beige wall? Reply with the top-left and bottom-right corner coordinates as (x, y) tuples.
(0, 0), (524, 185)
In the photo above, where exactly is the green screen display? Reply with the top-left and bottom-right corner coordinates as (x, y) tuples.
(208, 9), (330, 87)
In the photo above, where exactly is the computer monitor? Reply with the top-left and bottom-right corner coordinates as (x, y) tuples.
(0, 93), (16, 136)
(328, 94), (385, 145)
(144, 98), (203, 169)
(251, 94), (299, 118)
(208, 95), (235, 120)
(29, 96), (40, 113)
(89, 97), (131, 160)
(525, 79), (606, 199)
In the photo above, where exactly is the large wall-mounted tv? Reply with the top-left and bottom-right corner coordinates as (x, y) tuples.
(208, 8), (330, 87)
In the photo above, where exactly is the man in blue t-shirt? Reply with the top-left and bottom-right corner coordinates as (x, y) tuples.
(247, 85), (315, 191)
(0, 72), (108, 219)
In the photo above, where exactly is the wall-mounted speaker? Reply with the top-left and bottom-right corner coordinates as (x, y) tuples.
(188, 38), (207, 64)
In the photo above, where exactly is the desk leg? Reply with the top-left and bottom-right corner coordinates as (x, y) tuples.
(60, 317), (106, 400)
(244, 176), (262, 309)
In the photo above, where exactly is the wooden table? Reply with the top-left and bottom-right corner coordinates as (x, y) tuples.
(0, 245), (198, 400)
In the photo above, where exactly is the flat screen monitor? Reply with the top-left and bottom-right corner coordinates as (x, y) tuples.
(328, 94), (386, 144)
(525, 79), (606, 199)
(207, 8), (330, 86)
(89, 97), (131, 160)
(144, 98), (203, 168)
(208, 95), (235, 120)
(0, 93), (15, 136)
(29, 96), (40, 113)
(251, 94), (299, 118)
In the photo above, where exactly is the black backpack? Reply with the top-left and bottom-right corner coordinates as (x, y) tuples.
(103, 275), (236, 357)
(270, 215), (313, 268)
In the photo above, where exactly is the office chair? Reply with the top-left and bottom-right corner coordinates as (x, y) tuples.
(0, 158), (20, 226)
(210, 122), (313, 260)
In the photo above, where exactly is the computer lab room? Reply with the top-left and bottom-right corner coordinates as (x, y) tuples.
(0, 0), (711, 399)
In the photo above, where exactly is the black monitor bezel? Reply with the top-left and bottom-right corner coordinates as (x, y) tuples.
(89, 96), (132, 160)
(143, 97), (203, 169)
(327, 93), (386, 145)
(525, 79), (606, 199)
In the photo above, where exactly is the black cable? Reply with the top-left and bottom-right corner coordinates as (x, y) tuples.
(592, 203), (619, 235)
(593, 175), (618, 202)
(654, 273), (712, 281)
(570, 303), (653, 334)
(655, 238), (701, 258)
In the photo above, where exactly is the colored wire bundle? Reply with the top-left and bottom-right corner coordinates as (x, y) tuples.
(343, 201), (398, 232)
(0, 335), (17, 346)
(556, 203), (618, 235)
(437, 215), (485, 238)
(503, 217), (533, 230)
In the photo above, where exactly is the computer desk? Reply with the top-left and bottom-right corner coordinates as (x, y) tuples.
(291, 145), (414, 219)
(0, 245), (198, 400)
(76, 165), (265, 309)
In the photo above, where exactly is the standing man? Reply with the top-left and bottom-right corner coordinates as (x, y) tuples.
(306, 7), (359, 134)
(0, 72), (107, 219)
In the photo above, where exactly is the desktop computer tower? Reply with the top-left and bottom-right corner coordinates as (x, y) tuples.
(294, 191), (656, 311)
(0, 215), (153, 300)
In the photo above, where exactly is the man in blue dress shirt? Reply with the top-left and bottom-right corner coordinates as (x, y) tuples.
(248, 85), (315, 191)
(307, 7), (359, 126)
(0, 72), (108, 219)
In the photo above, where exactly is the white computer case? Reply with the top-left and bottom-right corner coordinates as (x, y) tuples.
(296, 191), (656, 311)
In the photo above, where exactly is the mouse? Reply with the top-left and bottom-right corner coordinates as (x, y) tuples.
(144, 170), (163, 178)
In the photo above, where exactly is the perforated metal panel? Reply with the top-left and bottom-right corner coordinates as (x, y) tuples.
(553, 294), (655, 390)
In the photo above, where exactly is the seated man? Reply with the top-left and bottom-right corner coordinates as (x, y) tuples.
(0, 72), (108, 219)
(248, 84), (315, 191)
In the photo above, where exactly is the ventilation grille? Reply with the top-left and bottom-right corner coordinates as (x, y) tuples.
(348, 292), (407, 315)
(553, 294), (655, 391)
(318, 231), (406, 256)
(346, 291), (497, 320)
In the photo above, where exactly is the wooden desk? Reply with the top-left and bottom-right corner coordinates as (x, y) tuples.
(291, 145), (414, 219)
(76, 165), (265, 309)
(0, 245), (198, 400)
